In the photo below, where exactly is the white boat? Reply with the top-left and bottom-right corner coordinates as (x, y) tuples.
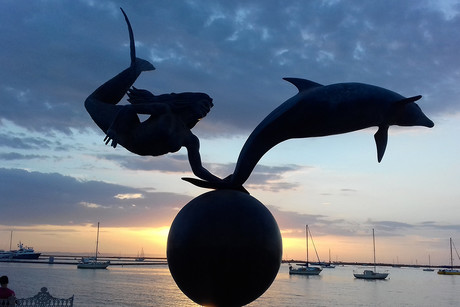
(77, 257), (110, 269)
(423, 254), (434, 272)
(289, 225), (322, 276)
(77, 222), (110, 269)
(437, 238), (460, 275)
(353, 229), (389, 280)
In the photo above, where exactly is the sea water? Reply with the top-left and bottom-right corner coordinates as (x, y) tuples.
(1, 262), (459, 306)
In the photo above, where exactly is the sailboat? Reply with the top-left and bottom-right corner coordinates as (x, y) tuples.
(437, 238), (460, 275)
(423, 254), (434, 272)
(289, 225), (322, 275)
(353, 229), (389, 280)
(77, 222), (110, 269)
(135, 248), (145, 261)
(321, 249), (336, 269)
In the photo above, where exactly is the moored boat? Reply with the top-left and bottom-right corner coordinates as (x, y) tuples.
(354, 269), (389, 280)
(423, 254), (434, 272)
(0, 231), (41, 260)
(77, 222), (110, 269)
(135, 248), (145, 262)
(11, 242), (41, 259)
(437, 238), (460, 275)
(321, 249), (335, 269)
(289, 225), (322, 276)
(77, 257), (110, 269)
(289, 263), (322, 275)
(353, 229), (389, 280)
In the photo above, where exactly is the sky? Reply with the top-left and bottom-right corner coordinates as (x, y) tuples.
(1, 0), (460, 265)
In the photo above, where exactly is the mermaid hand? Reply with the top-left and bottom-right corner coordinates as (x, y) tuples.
(104, 129), (118, 148)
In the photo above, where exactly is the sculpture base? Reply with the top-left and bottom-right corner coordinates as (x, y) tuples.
(167, 190), (282, 306)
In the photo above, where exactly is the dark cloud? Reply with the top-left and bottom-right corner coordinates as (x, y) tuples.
(0, 152), (46, 160)
(99, 153), (304, 190)
(0, 168), (191, 228)
(103, 154), (191, 173)
(245, 164), (303, 192)
(0, 132), (54, 150)
(0, 0), (457, 137)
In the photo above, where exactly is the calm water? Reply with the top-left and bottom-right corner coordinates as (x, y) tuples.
(1, 262), (459, 306)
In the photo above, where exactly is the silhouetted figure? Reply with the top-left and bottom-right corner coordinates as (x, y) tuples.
(0, 275), (16, 305)
(85, 8), (223, 184)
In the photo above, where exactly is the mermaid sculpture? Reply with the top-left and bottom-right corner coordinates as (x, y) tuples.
(85, 8), (224, 185)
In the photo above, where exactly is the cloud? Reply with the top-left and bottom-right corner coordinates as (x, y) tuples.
(0, 168), (191, 228)
(0, 0), (457, 138)
(0, 152), (47, 160)
(114, 193), (144, 200)
(0, 132), (54, 150)
(245, 164), (303, 192)
(99, 153), (305, 190)
(104, 154), (191, 173)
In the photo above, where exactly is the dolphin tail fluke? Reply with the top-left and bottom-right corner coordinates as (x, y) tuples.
(374, 125), (389, 162)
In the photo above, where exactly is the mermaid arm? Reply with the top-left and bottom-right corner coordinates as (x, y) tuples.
(183, 133), (223, 183)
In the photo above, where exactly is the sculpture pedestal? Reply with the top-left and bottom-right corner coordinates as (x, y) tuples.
(167, 190), (282, 306)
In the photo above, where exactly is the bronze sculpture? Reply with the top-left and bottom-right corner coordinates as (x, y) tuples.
(84, 9), (435, 306)
(85, 8), (223, 184)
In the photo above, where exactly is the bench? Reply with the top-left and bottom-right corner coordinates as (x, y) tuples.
(0, 287), (74, 307)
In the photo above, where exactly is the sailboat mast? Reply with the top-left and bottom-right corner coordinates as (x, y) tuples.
(96, 222), (100, 261)
(306, 225), (309, 265)
(9, 231), (12, 251)
(372, 229), (376, 272)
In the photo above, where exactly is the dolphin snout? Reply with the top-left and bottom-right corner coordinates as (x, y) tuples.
(421, 115), (434, 128)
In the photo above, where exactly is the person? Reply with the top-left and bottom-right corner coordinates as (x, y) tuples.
(0, 275), (16, 303)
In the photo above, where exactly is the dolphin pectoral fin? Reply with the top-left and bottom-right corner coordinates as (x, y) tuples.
(181, 177), (249, 194)
(374, 126), (389, 163)
(283, 78), (323, 92)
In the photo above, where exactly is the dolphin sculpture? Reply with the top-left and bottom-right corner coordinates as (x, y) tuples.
(183, 77), (434, 191)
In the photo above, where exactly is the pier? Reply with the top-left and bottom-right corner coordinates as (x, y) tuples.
(0, 254), (167, 266)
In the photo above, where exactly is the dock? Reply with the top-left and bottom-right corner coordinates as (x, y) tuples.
(0, 254), (168, 266)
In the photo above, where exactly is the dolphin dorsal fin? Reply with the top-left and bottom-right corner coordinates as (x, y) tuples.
(397, 95), (422, 105)
(283, 78), (323, 92)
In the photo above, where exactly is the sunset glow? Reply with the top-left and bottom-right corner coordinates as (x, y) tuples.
(1, 0), (459, 268)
